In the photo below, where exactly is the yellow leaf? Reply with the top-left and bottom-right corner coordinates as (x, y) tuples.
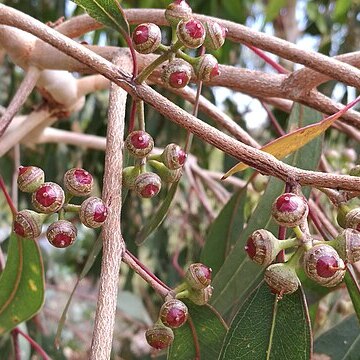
(222, 96), (360, 179)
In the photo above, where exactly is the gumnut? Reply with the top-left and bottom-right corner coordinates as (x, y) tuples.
(64, 168), (93, 197)
(145, 323), (174, 350)
(159, 299), (188, 328)
(333, 228), (360, 264)
(162, 58), (192, 89)
(46, 220), (77, 248)
(245, 229), (281, 267)
(203, 20), (227, 50)
(161, 143), (187, 170)
(32, 182), (65, 214)
(17, 166), (45, 193)
(79, 196), (108, 228)
(193, 54), (220, 82)
(165, 0), (192, 27)
(264, 262), (300, 296)
(148, 160), (183, 183)
(13, 209), (46, 240)
(122, 166), (141, 189)
(271, 192), (309, 227)
(344, 208), (360, 231)
(125, 130), (154, 158)
(303, 244), (346, 287)
(132, 23), (161, 54)
(176, 18), (206, 49)
(185, 263), (212, 289)
(134, 172), (162, 198)
(187, 285), (213, 305)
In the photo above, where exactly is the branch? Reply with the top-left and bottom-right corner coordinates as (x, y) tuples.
(0, 65), (40, 137)
(89, 54), (128, 359)
(2, 5), (360, 191)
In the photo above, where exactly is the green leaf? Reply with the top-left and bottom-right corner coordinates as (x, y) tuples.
(201, 186), (247, 276)
(136, 182), (179, 245)
(168, 302), (228, 360)
(333, 0), (351, 22)
(344, 266), (360, 323)
(0, 234), (44, 335)
(314, 315), (360, 359)
(73, 0), (129, 35)
(219, 283), (312, 360)
(265, 0), (287, 22)
(211, 104), (323, 316)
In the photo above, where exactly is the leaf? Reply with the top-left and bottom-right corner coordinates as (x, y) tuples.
(314, 315), (360, 359)
(219, 283), (312, 360)
(135, 181), (179, 245)
(0, 234), (44, 335)
(55, 233), (103, 347)
(265, 0), (287, 22)
(168, 302), (228, 360)
(223, 96), (360, 178)
(344, 265), (360, 323)
(73, 0), (129, 35)
(333, 0), (351, 22)
(211, 103), (323, 316)
(201, 186), (247, 276)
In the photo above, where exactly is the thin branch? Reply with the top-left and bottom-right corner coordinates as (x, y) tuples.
(89, 54), (128, 360)
(0, 66), (40, 137)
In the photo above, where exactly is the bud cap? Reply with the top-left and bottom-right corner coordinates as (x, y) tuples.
(203, 21), (227, 50)
(187, 285), (213, 305)
(334, 228), (360, 264)
(345, 208), (360, 231)
(132, 23), (161, 54)
(32, 182), (65, 214)
(64, 168), (93, 197)
(79, 196), (108, 228)
(264, 263), (299, 296)
(162, 59), (192, 89)
(134, 172), (162, 198)
(125, 130), (154, 158)
(194, 54), (220, 82)
(13, 209), (45, 240)
(17, 166), (45, 193)
(145, 323), (174, 350)
(185, 263), (212, 289)
(165, 0), (192, 27)
(46, 220), (77, 248)
(160, 299), (188, 328)
(161, 143), (187, 170)
(176, 18), (206, 49)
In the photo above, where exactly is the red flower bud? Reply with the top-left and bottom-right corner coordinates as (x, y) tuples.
(132, 23), (161, 54)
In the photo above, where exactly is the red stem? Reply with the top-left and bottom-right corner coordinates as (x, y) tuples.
(187, 314), (201, 360)
(247, 45), (289, 74)
(172, 248), (185, 278)
(260, 100), (285, 137)
(0, 175), (17, 216)
(13, 327), (51, 360)
(308, 206), (331, 241)
(11, 330), (21, 360)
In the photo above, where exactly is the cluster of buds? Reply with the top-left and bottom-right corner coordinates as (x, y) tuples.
(132, 0), (227, 89)
(244, 191), (359, 297)
(14, 166), (108, 248)
(123, 130), (187, 199)
(145, 262), (212, 350)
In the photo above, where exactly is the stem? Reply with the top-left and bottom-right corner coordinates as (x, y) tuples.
(0, 175), (17, 217)
(136, 99), (145, 130)
(63, 204), (81, 212)
(278, 237), (300, 250)
(293, 226), (304, 240)
(266, 294), (279, 360)
(123, 249), (171, 298)
(188, 315), (201, 360)
(11, 329), (20, 360)
(13, 327), (51, 360)
(128, 98), (137, 133)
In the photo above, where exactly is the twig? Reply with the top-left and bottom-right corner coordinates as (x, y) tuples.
(89, 54), (128, 360)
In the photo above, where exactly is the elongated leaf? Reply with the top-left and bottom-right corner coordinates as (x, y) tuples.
(168, 302), (228, 360)
(201, 186), (247, 276)
(314, 315), (360, 359)
(73, 0), (129, 35)
(136, 182), (179, 245)
(223, 96), (360, 178)
(344, 265), (360, 323)
(0, 234), (44, 335)
(211, 104), (323, 316)
(219, 283), (312, 360)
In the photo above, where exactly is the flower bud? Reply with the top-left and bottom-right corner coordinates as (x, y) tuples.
(125, 130), (154, 158)
(13, 210), (46, 239)
(32, 182), (65, 214)
(134, 172), (162, 198)
(46, 220), (77, 248)
(79, 196), (108, 228)
(245, 229), (279, 266)
(345, 208), (360, 231)
(122, 166), (141, 190)
(17, 166), (45, 193)
(303, 244), (346, 287)
(165, 0), (192, 27)
(334, 228), (360, 264)
(132, 23), (161, 54)
(145, 323), (174, 350)
(148, 160), (182, 183)
(161, 143), (187, 170)
(271, 193), (308, 227)
(162, 58), (192, 89)
(264, 262), (300, 296)
(160, 299), (188, 328)
(187, 285), (213, 305)
(64, 168), (93, 197)
(176, 18), (206, 49)
(203, 21), (227, 50)
(193, 54), (220, 82)
(185, 263), (212, 290)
